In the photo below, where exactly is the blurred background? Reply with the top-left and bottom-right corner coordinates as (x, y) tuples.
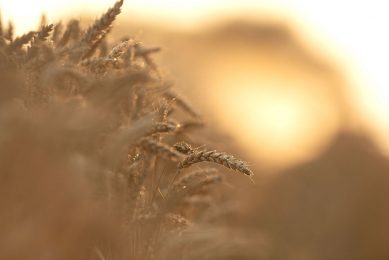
(2, 0), (389, 170)
(3, 0), (389, 258)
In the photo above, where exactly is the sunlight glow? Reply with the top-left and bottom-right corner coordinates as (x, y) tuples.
(204, 55), (340, 169)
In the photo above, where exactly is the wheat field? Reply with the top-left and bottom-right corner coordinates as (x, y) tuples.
(4, 0), (389, 259)
(0, 1), (260, 259)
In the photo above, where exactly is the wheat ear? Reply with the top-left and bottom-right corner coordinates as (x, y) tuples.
(52, 22), (62, 44)
(81, 0), (123, 47)
(37, 24), (54, 42)
(82, 27), (111, 59)
(57, 20), (78, 47)
(179, 149), (253, 177)
(8, 31), (36, 51)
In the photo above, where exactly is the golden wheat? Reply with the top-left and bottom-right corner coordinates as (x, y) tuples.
(0, 0), (254, 258)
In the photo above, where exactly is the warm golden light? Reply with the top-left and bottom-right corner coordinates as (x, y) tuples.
(218, 83), (333, 166)
(204, 58), (340, 169)
(2, 0), (389, 166)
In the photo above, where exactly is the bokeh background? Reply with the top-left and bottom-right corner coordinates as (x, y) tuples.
(2, 0), (389, 169)
(3, 0), (389, 258)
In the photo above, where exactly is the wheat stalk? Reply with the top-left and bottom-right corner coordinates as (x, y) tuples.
(171, 168), (220, 194)
(5, 21), (13, 42)
(140, 138), (183, 161)
(57, 20), (78, 47)
(0, 13), (3, 38)
(52, 22), (63, 44)
(0, 14), (4, 47)
(165, 169), (222, 210)
(163, 89), (200, 118)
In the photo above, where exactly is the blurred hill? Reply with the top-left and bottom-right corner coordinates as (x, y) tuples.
(244, 133), (389, 259)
